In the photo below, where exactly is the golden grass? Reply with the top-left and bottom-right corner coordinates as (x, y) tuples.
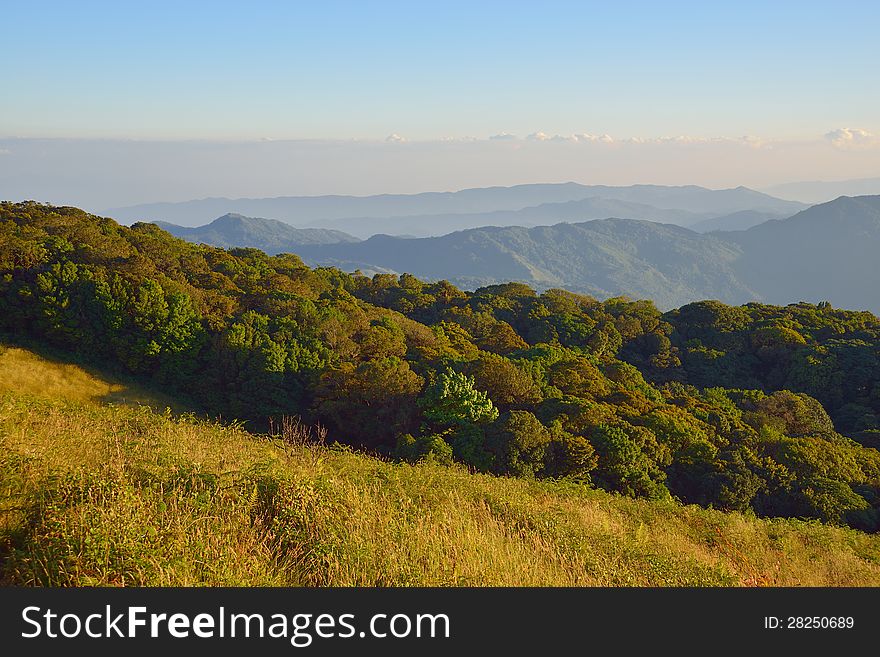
(2, 345), (880, 586)
(0, 344), (183, 410)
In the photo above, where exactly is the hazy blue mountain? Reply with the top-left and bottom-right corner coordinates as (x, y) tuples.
(295, 219), (758, 310)
(150, 195), (880, 313)
(304, 197), (709, 238)
(762, 178), (880, 204)
(563, 184), (804, 215)
(725, 195), (880, 312)
(154, 213), (359, 253)
(107, 183), (806, 228)
(690, 210), (785, 233)
(111, 183), (602, 226)
(297, 195), (880, 312)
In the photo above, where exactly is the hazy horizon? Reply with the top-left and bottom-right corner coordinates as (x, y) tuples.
(2, 135), (879, 213)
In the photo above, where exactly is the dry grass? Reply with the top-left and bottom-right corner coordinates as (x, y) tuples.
(0, 345), (183, 411)
(2, 345), (880, 587)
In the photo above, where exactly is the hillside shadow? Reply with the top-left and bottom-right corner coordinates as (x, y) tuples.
(0, 336), (193, 415)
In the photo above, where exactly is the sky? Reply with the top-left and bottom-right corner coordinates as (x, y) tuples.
(2, 0), (879, 209)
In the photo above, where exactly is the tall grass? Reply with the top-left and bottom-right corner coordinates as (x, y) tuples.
(2, 346), (880, 586)
(0, 344), (183, 410)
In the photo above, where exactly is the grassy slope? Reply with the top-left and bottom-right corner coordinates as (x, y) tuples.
(0, 345), (185, 411)
(2, 345), (880, 586)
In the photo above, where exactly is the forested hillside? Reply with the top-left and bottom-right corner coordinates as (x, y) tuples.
(2, 201), (880, 532)
(294, 218), (756, 308)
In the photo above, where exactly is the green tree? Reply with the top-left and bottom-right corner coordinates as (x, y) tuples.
(316, 357), (424, 449)
(484, 410), (552, 478)
(419, 368), (499, 427)
(590, 423), (669, 499)
(469, 352), (542, 409)
(544, 426), (598, 481)
(395, 432), (454, 465)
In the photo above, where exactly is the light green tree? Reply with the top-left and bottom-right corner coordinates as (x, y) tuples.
(420, 368), (499, 426)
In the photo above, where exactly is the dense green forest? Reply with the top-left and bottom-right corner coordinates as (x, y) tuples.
(2, 201), (880, 531)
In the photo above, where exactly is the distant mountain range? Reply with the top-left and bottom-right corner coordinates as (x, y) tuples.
(112, 183), (806, 233)
(690, 210), (783, 233)
(154, 213), (358, 251)
(293, 195), (879, 311)
(762, 177), (880, 204)
(299, 197), (699, 238)
(300, 198), (794, 238)
(148, 194), (880, 313)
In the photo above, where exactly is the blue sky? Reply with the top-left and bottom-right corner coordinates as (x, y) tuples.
(2, 1), (879, 207)
(3, 0), (879, 140)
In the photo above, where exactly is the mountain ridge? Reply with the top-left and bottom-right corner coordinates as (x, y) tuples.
(725, 195), (880, 310)
(108, 182), (806, 228)
(292, 195), (880, 312)
(690, 209), (783, 233)
(154, 212), (359, 251)
(292, 218), (758, 309)
(762, 177), (880, 204)
(136, 195), (880, 312)
(302, 197), (717, 238)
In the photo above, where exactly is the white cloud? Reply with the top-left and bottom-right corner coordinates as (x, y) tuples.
(609, 135), (773, 149)
(740, 135), (767, 149)
(466, 132), (778, 147)
(825, 127), (878, 149)
(441, 135), (478, 142)
(623, 135), (718, 145)
(524, 131), (618, 143)
(385, 133), (407, 143)
(663, 135), (714, 144)
(588, 133), (615, 144)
